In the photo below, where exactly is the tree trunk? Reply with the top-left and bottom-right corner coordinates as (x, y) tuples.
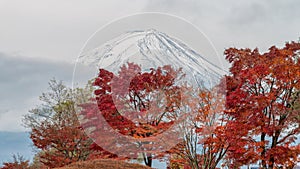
(143, 153), (152, 167)
(269, 156), (275, 169)
(261, 132), (267, 169)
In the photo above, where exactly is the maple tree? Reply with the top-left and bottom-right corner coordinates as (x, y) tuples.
(29, 152), (49, 169)
(224, 41), (300, 168)
(167, 86), (230, 169)
(24, 79), (114, 168)
(15, 40), (300, 169)
(80, 63), (186, 167)
(81, 62), (232, 169)
(191, 87), (229, 169)
(0, 154), (30, 169)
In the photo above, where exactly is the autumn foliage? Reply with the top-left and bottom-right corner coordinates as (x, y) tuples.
(0, 154), (30, 169)
(80, 63), (186, 167)
(166, 86), (229, 169)
(54, 159), (151, 169)
(224, 41), (300, 168)
(24, 79), (115, 168)
(3, 40), (299, 169)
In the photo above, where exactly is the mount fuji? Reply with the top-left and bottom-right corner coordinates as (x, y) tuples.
(79, 29), (226, 87)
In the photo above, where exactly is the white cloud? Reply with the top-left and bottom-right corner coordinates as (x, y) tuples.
(143, 0), (300, 53)
(0, 110), (27, 132)
(0, 52), (94, 131)
(1, 0), (299, 132)
(0, 0), (147, 62)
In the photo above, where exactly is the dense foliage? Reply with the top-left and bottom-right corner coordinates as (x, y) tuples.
(2, 41), (300, 169)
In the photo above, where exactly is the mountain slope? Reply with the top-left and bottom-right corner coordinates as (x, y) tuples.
(79, 29), (226, 87)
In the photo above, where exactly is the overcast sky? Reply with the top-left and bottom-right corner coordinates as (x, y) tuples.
(0, 0), (300, 132)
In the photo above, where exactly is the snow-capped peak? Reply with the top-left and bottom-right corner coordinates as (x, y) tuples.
(79, 29), (225, 87)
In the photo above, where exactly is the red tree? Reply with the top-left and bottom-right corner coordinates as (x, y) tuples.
(224, 41), (300, 168)
(166, 86), (230, 169)
(80, 63), (185, 167)
(25, 79), (114, 168)
(0, 154), (30, 169)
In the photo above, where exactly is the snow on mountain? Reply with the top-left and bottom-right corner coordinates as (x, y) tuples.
(79, 29), (226, 87)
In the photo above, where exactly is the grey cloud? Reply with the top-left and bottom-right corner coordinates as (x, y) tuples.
(0, 0), (147, 62)
(228, 2), (266, 26)
(143, 0), (300, 54)
(225, 0), (300, 27)
(145, 0), (203, 16)
(1, 0), (299, 131)
(0, 53), (73, 104)
(0, 52), (93, 131)
(144, 0), (300, 26)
